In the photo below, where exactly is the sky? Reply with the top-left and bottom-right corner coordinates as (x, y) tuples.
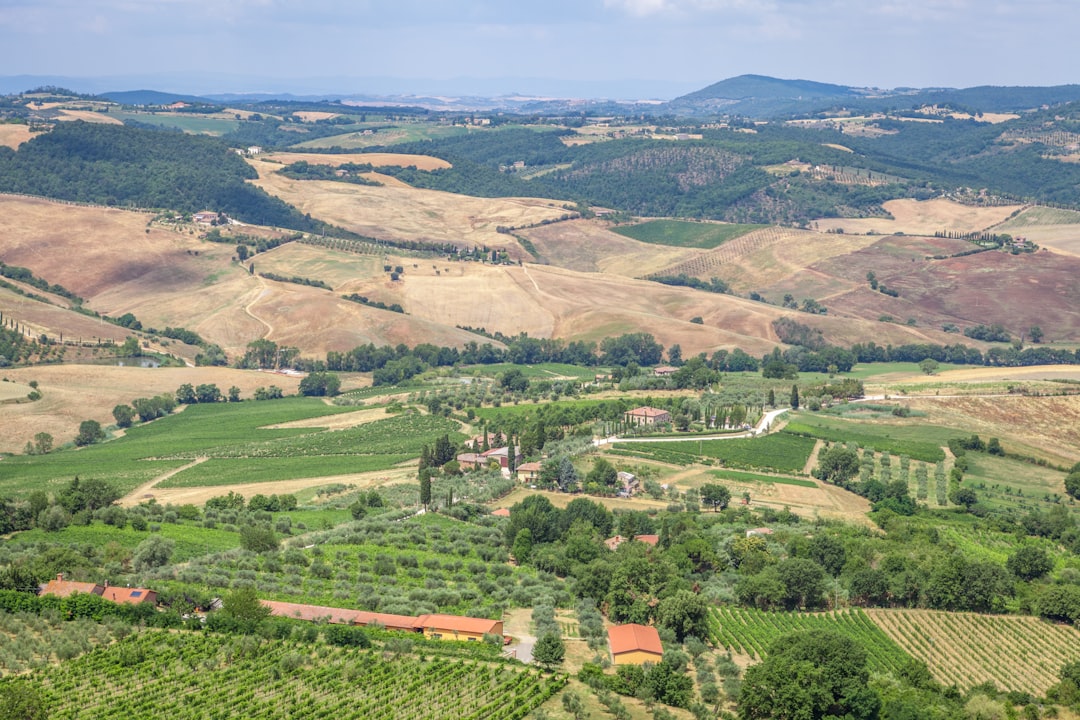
(1, 0), (1077, 98)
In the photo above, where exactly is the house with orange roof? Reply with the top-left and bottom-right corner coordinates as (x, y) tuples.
(414, 613), (503, 642)
(608, 623), (664, 665)
(101, 586), (157, 605)
(39, 574), (103, 599)
(492, 508), (511, 517)
(516, 461), (543, 483)
(624, 406), (671, 426)
(604, 534), (659, 551)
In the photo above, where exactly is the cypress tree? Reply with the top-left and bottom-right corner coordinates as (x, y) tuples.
(791, 385), (800, 410)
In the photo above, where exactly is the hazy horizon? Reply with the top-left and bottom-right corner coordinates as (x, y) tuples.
(1, 1), (1078, 99)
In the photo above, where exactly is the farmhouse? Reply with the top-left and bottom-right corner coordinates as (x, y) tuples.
(746, 527), (774, 538)
(616, 471), (638, 497)
(516, 461), (543, 483)
(415, 613), (503, 642)
(608, 623), (664, 665)
(101, 586), (158, 605)
(193, 211), (218, 225)
(465, 432), (503, 450)
(456, 452), (485, 471)
(653, 366), (677, 377)
(624, 406), (671, 426)
(481, 446), (522, 470)
(39, 573), (104, 598)
(605, 534), (659, 551)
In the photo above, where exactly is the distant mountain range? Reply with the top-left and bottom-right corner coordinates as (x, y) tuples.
(10, 74), (1080, 118)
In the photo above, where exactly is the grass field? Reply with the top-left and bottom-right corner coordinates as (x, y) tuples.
(294, 123), (471, 149)
(866, 608), (1080, 694)
(107, 111), (241, 135)
(0, 398), (441, 498)
(782, 413), (951, 463)
(611, 220), (765, 249)
(707, 469), (817, 488)
(462, 363), (608, 382)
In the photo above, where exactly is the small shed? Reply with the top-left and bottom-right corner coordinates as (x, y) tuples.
(608, 623), (663, 665)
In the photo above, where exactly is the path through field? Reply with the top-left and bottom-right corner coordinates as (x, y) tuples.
(120, 456), (208, 507)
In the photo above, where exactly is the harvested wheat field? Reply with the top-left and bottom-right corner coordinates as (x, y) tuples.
(867, 608), (1080, 694)
(55, 109), (123, 125)
(265, 151), (451, 171)
(0, 285), (135, 347)
(121, 466), (416, 508)
(901, 393), (1080, 467)
(249, 160), (571, 254)
(0, 124), (36, 149)
(718, 231), (881, 294)
(0, 366), (311, 454)
(814, 199), (1024, 236)
(521, 219), (696, 275)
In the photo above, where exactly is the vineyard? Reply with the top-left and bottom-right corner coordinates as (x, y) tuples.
(866, 608), (1080, 694)
(613, 433), (815, 473)
(708, 606), (910, 675)
(648, 227), (818, 280)
(22, 630), (565, 719)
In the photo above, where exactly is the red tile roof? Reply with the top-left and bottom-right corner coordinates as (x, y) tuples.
(354, 610), (423, 632)
(414, 613), (502, 636)
(260, 601), (420, 631)
(39, 576), (103, 598)
(492, 508), (511, 517)
(625, 406), (670, 418)
(516, 462), (542, 473)
(608, 623), (663, 656)
(101, 587), (157, 605)
(605, 534), (660, 550)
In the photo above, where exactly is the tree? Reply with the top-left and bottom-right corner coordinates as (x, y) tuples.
(586, 458), (618, 489)
(775, 557), (828, 610)
(175, 383), (197, 404)
(239, 524), (279, 553)
(112, 404), (134, 428)
(950, 486), (978, 509)
(739, 630), (880, 720)
(1029, 325), (1044, 343)
(790, 384), (799, 410)
(419, 468), (432, 508)
(1006, 545), (1053, 581)
(986, 437), (1004, 456)
(558, 456), (579, 493)
(1066, 471), (1080, 500)
(433, 434), (455, 465)
(31, 432), (53, 455)
(222, 586), (272, 632)
(656, 590), (709, 642)
(700, 484), (731, 512)
(133, 535), (175, 572)
(228, 385), (241, 402)
(0, 679), (47, 720)
(918, 358), (939, 375)
(348, 499), (367, 520)
(74, 419), (105, 447)
(299, 371), (341, 397)
(512, 528), (534, 563)
(195, 383), (222, 403)
(816, 446), (860, 485)
(533, 632), (565, 669)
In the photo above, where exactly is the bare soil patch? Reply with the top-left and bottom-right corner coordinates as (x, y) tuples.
(56, 110), (122, 125)
(0, 380), (33, 402)
(262, 406), (391, 430)
(264, 151), (450, 171)
(814, 199), (1024, 236)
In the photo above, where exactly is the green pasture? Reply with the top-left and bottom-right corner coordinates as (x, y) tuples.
(11, 521), (241, 563)
(784, 412), (952, 463)
(110, 111), (240, 135)
(612, 219), (765, 249)
(708, 468), (818, 488)
(0, 398), (420, 497)
(294, 123), (470, 149)
(461, 363), (607, 382)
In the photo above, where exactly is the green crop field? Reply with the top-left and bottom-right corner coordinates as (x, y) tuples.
(708, 606), (910, 674)
(783, 414), (950, 463)
(462, 363), (607, 381)
(109, 111), (241, 135)
(16, 630), (565, 720)
(0, 399), (397, 497)
(611, 220), (765, 249)
(9, 521), (242, 563)
(295, 123), (471, 149)
(708, 469), (817, 488)
(616, 433), (815, 473)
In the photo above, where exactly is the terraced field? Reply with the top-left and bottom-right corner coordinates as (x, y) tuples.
(866, 608), (1080, 694)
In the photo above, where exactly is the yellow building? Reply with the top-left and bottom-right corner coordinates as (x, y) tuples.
(608, 623), (664, 665)
(415, 613), (504, 642)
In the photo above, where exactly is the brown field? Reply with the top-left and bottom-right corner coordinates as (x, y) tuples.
(263, 151), (451, 171)
(814, 198), (1025, 236)
(821, 143), (854, 152)
(0, 124), (35, 149)
(249, 159), (570, 254)
(55, 110), (122, 125)
(0, 365), (311, 454)
(901, 394), (1080, 468)
(0, 380), (33, 402)
(521, 219), (696, 276)
(717, 230), (881, 294)
(993, 208), (1080, 257)
(121, 466), (416, 508)
(291, 111), (340, 122)
(866, 609), (1080, 694)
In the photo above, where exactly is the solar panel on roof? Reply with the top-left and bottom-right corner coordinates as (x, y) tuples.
(131, 591), (142, 597)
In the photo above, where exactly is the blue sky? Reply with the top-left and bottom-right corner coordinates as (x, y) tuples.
(1, 0), (1076, 97)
